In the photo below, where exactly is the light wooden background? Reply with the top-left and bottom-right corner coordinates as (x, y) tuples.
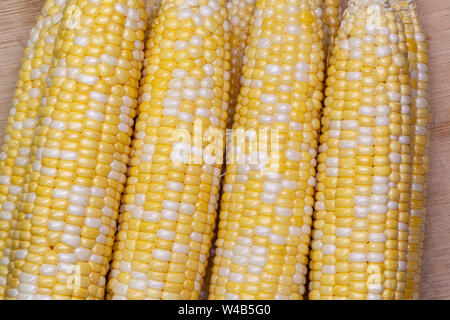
(0, 0), (448, 300)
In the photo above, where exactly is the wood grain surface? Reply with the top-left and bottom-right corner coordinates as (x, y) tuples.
(0, 0), (448, 300)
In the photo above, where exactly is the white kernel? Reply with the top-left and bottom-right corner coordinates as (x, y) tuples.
(190, 35), (203, 47)
(370, 204), (387, 215)
(75, 247), (91, 261)
(376, 105), (391, 116)
(74, 36), (89, 47)
(326, 157), (339, 167)
(18, 283), (37, 294)
(281, 179), (297, 190)
(176, 7), (195, 20)
(412, 183), (424, 192)
(389, 152), (401, 164)
(376, 46), (391, 57)
(249, 256), (267, 267)
(358, 135), (374, 145)
(260, 94), (277, 104)
(263, 181), (281, 194)
(254, 226), (271, 237)
(289, 226), (302, 237)
(415, 33), (426, 41)
(369, 233), (387, 242)
(265, 64), (281, 75)
(78, 74), (98, 85)
(275, 206), (292, 217)
(228, 273), (244, 283)
(349, 252), (366, 262)
(371, 195), (388, 205)
(295, 71), (309, 82)
(100, 54), (118, 66)
(269, 233), (286, 245)
(375, 116), (390, 126)
(68, 205), (85, 216)
(167, 181), (184, 192)
(61, 234), (80, 248)
(322, 265), (336, 274)
(256, 38), (270, 49)
(200, 5), (213, 16)
(58, 253), (77, 264)
(172, 243), (189, 254)
(353, 206), (369, 218)
(368, 253), (385, 263)
(161, 209), (178, 221)
(359, 106), (375, 116)
(157, 229), (175, 241)
(285, 150), (301, 162)
(336, 228), (352, 237)
(340, 140), (357, 149)
(85, 217), (102, 229)
(90, 254), (104, 264)
(114, 3), (128, 15)
(193, 13), (204, 26)
(190, 232), (203, 242)
(60, 151), (77, 160)
(261, 192), (277, 204)
(346, 71), (362, 81)
(40, 264), (57, 276)
(162, 200), (179, 210)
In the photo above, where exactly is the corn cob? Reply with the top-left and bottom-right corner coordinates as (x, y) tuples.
(308, 0), (410, 300)
(106, 0), (231, 300)
(0, 0), (69, 299)
(6, 0), (147, 300)
(391, 0), (430, 300)
(209, 0), (325, 300)
(226, 0), (256, 127)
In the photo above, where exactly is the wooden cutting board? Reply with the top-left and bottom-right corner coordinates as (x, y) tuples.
(0, 0), (449, 300)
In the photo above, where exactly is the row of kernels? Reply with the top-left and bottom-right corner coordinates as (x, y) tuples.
(339, 10), (362, 299)
(200, 26), (231, 297)
(304, 0), (325, 299)
(388, 5), (412, 300)
(405, 1), (430, 300)
(308, 1), (351, 298)
(357, 1), (403, 300)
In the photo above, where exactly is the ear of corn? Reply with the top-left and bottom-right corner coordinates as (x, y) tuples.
(106, 0), (231, 300)
(6, 0), (147, 300)
(309, 0), (412, 300)
(209, 0), (325, 300)
(0, 0), (69, 298)
(391, 0), (430, 300)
